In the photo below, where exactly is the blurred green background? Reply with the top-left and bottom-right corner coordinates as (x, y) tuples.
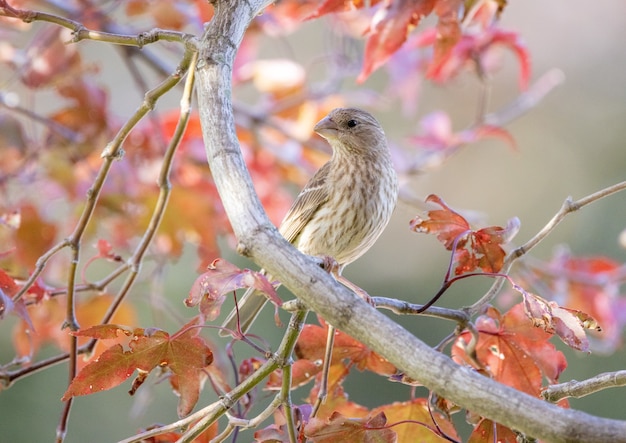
(1, 0), (626, 441)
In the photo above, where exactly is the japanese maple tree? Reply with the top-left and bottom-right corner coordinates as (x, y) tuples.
(1, 0), (626, 442)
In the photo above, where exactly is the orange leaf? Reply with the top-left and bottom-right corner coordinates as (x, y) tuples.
(425, 27), (531, 90)
(358, 0), (437, 82)
(410, 194), (470, 249)
(266, 358), (322, 390)
(411, 195), (519, 274)
(49, 79), (108, 147)
(520, 291), (600, 353)
(452, 305), (567, 396)
(468, 418), (518, 443)
(14, 203), (57, 270)
(253, 425), (290, 443)
(373, 398), (458, 441)
(535, 254), (622, 350)
(186, 258), (280, 321)
(305, 411), (395, 443)
(295, 322), (396, 376)
(63, 317), (213, 417)
(319, 385), (371, 422)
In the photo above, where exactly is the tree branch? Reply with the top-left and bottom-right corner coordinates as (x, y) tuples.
(193, 1), (626, 442)
(543, 370), (626, 403)
(469, 180), (626, 314)
(0, 2), (194, 47)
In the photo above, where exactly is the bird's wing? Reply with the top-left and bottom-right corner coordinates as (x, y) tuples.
(278, 162), (330, 244)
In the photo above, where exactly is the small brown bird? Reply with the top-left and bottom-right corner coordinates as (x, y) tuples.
(220, 108), (398, 336)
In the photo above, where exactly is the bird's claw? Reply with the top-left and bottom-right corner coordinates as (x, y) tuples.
(313, 255), (340, 275)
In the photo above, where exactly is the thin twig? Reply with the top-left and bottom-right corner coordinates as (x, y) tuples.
(543, 370), (626, 403)
(209, 423), (235, 443)
(1, 342), (91, 387)
(372, 296), (470, 324)
(468, 180), (626, 315)
(281, 362), (298, 443)
(0, 3), (195, 48)
(98, 49), (198, 327)
(227, 393), (283, 430)
(311, 325), (335, 417)
(12, 241), (70, 302)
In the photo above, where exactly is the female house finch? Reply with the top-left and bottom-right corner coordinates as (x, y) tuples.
(221, 108), (398, 336)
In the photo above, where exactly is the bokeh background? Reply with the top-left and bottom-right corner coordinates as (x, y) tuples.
(1, 1), (626, 441)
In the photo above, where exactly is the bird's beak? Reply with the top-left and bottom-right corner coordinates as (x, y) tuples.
(314, 115), (339, 140)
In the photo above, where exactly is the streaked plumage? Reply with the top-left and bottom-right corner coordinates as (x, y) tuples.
(220, 108), (398, 336)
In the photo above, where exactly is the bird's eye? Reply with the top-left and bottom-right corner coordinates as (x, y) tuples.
(346, 119), (358, 128)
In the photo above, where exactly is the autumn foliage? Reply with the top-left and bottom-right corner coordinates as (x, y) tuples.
(1, 1), (625, 442)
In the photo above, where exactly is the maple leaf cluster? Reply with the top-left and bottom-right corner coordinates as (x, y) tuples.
(259, 320), (460, 442)
(411, 195), (608, 351)
(411, 194), (520, 276)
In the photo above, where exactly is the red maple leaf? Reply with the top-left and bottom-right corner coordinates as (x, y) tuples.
(373, 398), (459, 441)
(267, 358), (322, 391)
(305, 411), (395, 443)
(413, 26), (530, 90)
(411, 194), (519, 275)
(517, 253), (624, 352)
(254, 425), (291, 443)
(63, 317), (213, 417)
(452, 305), (567, 397)
(351, 0), (468, 83)
(520, 290), (601, 353)
(469, 418), (519, 443)
(295, 321), (396, 377)
(185, 258), (280, 321)
(551, 255), (621, 349)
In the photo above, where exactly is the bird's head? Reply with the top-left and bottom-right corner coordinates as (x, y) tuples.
(314, 108), (387, 155)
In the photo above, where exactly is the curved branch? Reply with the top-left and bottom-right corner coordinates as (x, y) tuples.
(194, 1), (626, 442)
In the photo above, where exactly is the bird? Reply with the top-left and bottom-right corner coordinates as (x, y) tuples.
(220, 107), (398, 336)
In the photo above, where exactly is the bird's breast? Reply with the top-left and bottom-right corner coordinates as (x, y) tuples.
(294, 156), (397, 267)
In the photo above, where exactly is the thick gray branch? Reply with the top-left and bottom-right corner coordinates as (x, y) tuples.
(194, 1), (626, 442)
